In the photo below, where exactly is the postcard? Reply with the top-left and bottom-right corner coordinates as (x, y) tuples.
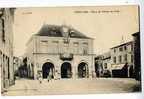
(0, 5), (141, 96)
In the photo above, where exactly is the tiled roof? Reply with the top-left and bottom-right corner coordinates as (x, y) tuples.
(36, 24), (90, 39)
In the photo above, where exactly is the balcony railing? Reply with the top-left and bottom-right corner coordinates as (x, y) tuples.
(60, 53), (73, 61)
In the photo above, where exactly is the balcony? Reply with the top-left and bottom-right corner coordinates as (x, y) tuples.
(60, 53), (73, 61)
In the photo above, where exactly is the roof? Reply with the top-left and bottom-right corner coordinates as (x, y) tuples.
(102, 52), (111, 60)
(110, 41), (133, 49)
(132, 32), (140, 36)
(35, 24), (91, 39)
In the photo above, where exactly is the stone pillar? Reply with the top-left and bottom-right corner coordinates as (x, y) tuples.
(89, 67), (93, 79)
(34, 63), (38, 80)
(88, 59), (93, 79)
(72, 65), (77, 79)
(55, 65), (61, 79)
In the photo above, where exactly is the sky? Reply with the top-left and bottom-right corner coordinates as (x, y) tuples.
(13, 5), (139, 57)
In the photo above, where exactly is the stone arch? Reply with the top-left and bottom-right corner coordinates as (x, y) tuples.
(78, 61), (89, 78)
(42, 62), (55, 79)
(61, 62), (72, 78)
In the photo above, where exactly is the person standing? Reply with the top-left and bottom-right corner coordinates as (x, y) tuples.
(37, 72), (42, 84)
(55, 70), (59, 80)
(47, 69), (51, 82)
(47, 73), (50, 82)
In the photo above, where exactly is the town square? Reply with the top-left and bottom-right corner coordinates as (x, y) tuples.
(0, 5), (141, 96)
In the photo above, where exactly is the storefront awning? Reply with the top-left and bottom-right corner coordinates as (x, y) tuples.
(111, 64), (125, 70)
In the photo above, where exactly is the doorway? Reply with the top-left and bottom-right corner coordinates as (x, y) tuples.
(42, 62), (54, 79)
(61, 62), (72, 78)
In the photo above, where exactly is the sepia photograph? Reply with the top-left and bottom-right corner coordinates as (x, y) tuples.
(0, 5), (142, 96)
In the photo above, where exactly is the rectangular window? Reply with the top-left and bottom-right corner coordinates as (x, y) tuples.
(73, 42), (79, 44)
(82, 43), (88, 55)
(119, 55), (122, 63)
(83, 48), (88, 55)
(113, 57), (116, 64)
(73, 42), (79, 54)
(131, 43), (133, 51)
(63, 43), (68, 53)
(119, 47), (123, 51)
(131, 55), (133, 63)
(52, 41), (59, 53)
(124, 54), (127, 62)
(41, 44), (47, 53)
(83, 42), (88, 45)
(2, 18), (5, 42)
(104, 63), (107, 69)
(114, 49), (116, 53)
(41, 40), (48, 43)
(124, 46), (127, 50)
(52, 41), (59, 43)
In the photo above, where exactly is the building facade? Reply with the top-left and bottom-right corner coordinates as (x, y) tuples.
(132, 32), (141, 80)
(95, 52), (111, 77)
(95, 55), (103, 77)
(26, 24), (95, 79)
(101, 52), (111, 77)
(0, 8), (15, 93)
(13, 56), (22, 77)
(110, 41), (134, 77)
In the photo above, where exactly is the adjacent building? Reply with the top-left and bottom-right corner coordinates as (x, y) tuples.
(95, 52), (111, 77)
(0, 8), (15, 93)
(110, 41), (134, 77)
(26, 24), (95, 79)
(95, 31), (141, 79)
(13, 56), (22, 77)
(132, 32), (141, 80)
(101, 52), (111, 77)
(95, 55), (103, 77)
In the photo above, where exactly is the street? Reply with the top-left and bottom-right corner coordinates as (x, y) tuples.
(2, 78), (140, 96)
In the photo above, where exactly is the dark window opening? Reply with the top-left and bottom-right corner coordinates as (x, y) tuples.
(124, 46), (127, 50)
(104, 63), (107, 69)
(113, 57), (116, 63)
(2, 18), (5, 42)
(119, 47), (123, 52)
(114, 49), (116, 53)
(61, 62), (72, 78)
(119, 55), (122, 63)
(124, 54), (127, 62)
(42, 62), (54, 79)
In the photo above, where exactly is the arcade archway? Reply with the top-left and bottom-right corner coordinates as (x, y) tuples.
(42, 62), (54, 79)
(61, 62), (72, 78)
(78, 62), (89, 78)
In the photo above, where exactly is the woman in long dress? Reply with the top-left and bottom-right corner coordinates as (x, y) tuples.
(47, 69), (52, 82)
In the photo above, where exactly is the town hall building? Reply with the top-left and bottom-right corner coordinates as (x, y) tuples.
(26, 24), (95, 79)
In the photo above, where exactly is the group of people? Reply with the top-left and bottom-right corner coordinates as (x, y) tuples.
(37, 70), (59, 84)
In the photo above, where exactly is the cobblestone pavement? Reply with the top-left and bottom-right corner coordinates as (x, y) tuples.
(2, 78), (140, 96)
